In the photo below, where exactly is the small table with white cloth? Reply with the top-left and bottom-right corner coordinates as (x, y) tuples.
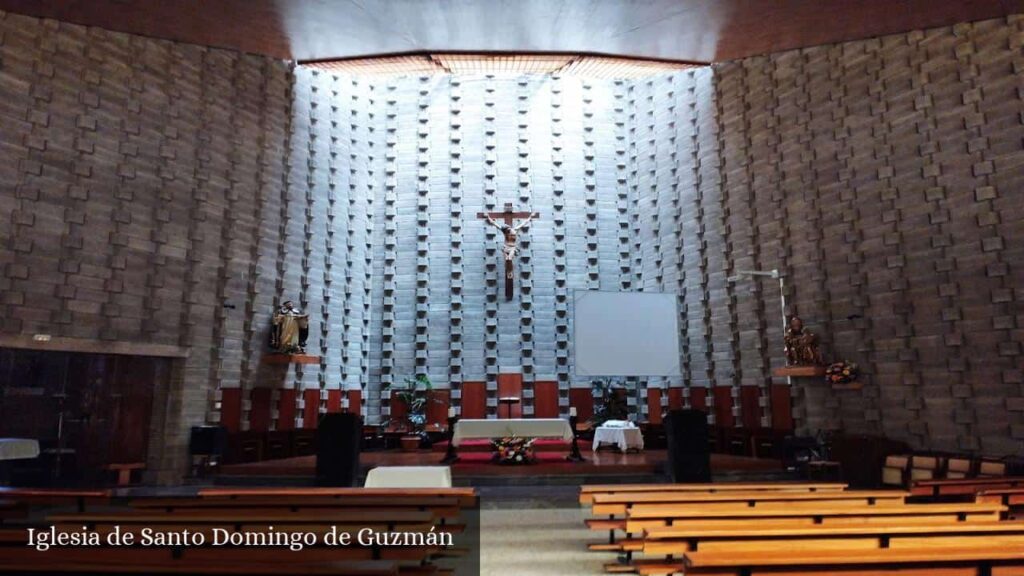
(364, 466), (452, 488)
(592, 421), (644, 453)
(0, 439), (39, 461)
(0, 438), (40, 485)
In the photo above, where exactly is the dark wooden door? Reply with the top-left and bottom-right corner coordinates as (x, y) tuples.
(0, 349), (166, 486)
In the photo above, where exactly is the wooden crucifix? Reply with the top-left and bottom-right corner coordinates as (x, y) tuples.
(478, 203), (540, 301)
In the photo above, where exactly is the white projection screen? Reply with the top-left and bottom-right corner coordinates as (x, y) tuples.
(573, 290), (681, 377)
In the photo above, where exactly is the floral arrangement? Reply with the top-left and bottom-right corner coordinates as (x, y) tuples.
(492, 436), (535, 465)
(825, 361), (859, 385)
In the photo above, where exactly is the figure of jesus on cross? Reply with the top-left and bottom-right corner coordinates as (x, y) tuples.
(478, 203), (540, 300)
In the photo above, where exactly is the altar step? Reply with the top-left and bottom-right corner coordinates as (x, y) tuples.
(431, 438), (592, 453)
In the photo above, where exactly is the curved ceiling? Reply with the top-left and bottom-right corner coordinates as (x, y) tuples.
(0, 0), (1020, 63)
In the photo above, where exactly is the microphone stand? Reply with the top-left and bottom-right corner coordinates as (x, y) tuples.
(440, 415), (460, 464)
(567, 414), (585, 462)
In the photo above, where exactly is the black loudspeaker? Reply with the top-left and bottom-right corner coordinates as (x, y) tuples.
(664, 409), (712, 483)
(316, 413), (362, 487)
(189, 426), (227, 457)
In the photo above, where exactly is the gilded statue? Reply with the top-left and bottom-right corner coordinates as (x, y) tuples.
(784, 316), (824, 366)
(270, 300), (309, 354)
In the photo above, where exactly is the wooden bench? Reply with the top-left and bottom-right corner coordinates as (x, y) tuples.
(977, 488), (1024, 506)
(580, 482), (847, 505)
(911, 476), (1024, 497)
(593, 502), (1006, 568)
(590, 490), (906, 517)
(623, 502), (1006, 534)
(642, 521), (1024, 554)
(0, 488), (111, 512)
(586, 490), (907, 549)
(679, 543), (1024, 576)
(198, 487), (477, 506)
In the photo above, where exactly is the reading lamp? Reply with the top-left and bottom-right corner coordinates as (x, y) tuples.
(726, 269), (786, 335)
(726, 268), (787, 428)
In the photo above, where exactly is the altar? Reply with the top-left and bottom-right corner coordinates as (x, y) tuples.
(450, 419), (574, 447)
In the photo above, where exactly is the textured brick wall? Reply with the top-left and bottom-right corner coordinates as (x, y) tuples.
(642, 16), (1024, 454)
(0, 12), (370, 481)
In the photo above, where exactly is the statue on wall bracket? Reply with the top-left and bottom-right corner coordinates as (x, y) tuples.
(270, 300), (309, 354)
(783, 316), (824, 366)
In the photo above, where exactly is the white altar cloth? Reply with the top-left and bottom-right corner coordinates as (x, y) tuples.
(364, 466), (452, 488)
(0, 439), (40, 461)
(593, 426), (644, 453)
(451, 419), (573, 447)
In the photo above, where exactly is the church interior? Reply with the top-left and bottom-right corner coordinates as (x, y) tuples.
(0, 0), (1023, 574)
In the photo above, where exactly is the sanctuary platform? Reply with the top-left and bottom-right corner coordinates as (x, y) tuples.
(216, 450), (784, 487)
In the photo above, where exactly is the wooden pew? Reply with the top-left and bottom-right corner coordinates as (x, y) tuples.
(590, 490), (907, 517)
(197, 487), (478, 507)
(586, 490), (907, 550)
(911, 476), (1024, 498)
(680, 543), (1024, 576)
(580, 482), (847, 505)
(643, 521), (1024, 555)
(977, 488), (1024, 507)
(623, 502), (1006, 534)
(0, 488), (111, 512)
(0, 548), (405, 575)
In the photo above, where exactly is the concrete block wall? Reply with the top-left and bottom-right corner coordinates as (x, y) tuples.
(638, 16), (1024, 454)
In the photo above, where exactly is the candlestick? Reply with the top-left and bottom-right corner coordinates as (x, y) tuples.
(448, 407), (456, 418)
(569, 407), (577, 417)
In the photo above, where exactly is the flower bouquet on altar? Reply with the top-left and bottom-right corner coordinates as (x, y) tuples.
(492, 436), (535, 465)
(825, 360), (859, 385)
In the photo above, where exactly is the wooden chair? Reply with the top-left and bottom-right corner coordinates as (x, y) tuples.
(908, 455), (944, 482)
(945, 457), (973, 479)
(881, 455), (910, 487)
(979, 459), (1008, 477)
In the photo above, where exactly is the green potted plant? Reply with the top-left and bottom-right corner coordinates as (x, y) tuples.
(590, 379), (629, 428)
(382, 375), (441, 451)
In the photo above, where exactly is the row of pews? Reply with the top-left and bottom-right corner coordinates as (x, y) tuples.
(580, 479), (1024, 575)
(0, 487), (478, 575)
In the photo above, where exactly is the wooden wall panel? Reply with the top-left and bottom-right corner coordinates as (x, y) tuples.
(739, 385), (761, 429)
(647, 388), (663, 424)
(689, 387), (708, 411)
(496, 373), (523, 419)
(569, 388), (594, 421)
(667, 387), (684, 411)
(460, 381), (487, 419)
(533, 381), (560, 418)
(712, 386), (734, 428)
(326, 389), (343, 413)
(249, 388), (272, 433)
(345, 390), (362, 416)
(220, 388), (242, 433)
(276, 389), (296, 431)
(770, 384), (794, 430)
(426, 389), (450, 427)
(302, 389), (320, 429)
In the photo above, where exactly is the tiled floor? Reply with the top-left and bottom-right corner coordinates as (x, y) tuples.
(480, 507), (603, 576)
